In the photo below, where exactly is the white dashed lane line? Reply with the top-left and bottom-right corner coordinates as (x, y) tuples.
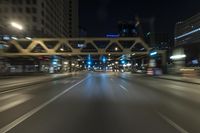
(157, 112), (189, 133)
(120, 85), (128, 92)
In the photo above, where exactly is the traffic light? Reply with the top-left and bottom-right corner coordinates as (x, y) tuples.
(87, 60), (92, 65)
(86, 55), (93, 67)
(102, 56), (107, 63)
(121, 60), (126, 64)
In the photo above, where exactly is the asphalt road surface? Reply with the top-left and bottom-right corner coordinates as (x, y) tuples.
(1, 72), (200, 133)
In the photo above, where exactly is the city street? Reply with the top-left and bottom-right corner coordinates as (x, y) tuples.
(1, 1), (200, 133)
(0, 72), (200, 133)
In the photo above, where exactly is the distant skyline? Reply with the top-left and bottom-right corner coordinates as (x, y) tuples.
(80, 0), (200, 37)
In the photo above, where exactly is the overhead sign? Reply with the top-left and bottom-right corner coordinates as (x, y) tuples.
(78, 43), (86, 48)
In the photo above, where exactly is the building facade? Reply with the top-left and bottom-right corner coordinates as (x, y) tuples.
(0, 0), (79, 38)
(118, 21), (138, 37)
(150, 32), (172, 50)
(174, 13), (200, 67)
(65, 0), (79, 37)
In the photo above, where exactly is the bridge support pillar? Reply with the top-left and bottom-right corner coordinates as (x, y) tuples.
(161, 52), (167, 74)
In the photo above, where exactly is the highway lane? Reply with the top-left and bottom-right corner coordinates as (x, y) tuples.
(0, 72), (200, 133)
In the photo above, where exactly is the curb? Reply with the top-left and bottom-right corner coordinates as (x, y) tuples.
(155, 76), (200, 85)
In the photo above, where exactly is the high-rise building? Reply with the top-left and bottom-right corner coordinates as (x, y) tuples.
(175, 13), (200, 47)
(145, 32), (172, 50)
(0, 0), (79, 38)
(65, 0), (79, 37)
(174, 13), (200, 67)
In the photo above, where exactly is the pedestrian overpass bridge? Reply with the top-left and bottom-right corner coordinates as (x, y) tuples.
(0, 37), (166, 66)
(0, 37), (165, 56)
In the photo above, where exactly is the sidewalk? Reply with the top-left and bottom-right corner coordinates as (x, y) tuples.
(0, 72), (81, 92)
(125, 72), (200, 85)
(156, 75), (200, 85)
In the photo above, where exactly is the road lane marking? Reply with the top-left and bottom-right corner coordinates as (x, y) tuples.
(0, 95), (33, 113)
(120, 85), (128, 92)
(157, 112), (189, 133)
(110, 78), (113, 81)
(0, 77), (88, 133)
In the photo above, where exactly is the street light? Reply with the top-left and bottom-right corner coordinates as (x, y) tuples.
(60, 43), (65, 51)
(170, 54), (186, 60)
(63, 61), (69, 65)
(25, 37), (32, 40)
(11, 37), (18, 40)
(10, 22), (23, 30)
(60, 48), (64, 51)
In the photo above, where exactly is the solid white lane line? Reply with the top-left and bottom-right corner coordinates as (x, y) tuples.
(120, 85), (128, 92)
(0, 77), (87, 133)
(157, 112), (189, 133)
(0, 95), (33, 113)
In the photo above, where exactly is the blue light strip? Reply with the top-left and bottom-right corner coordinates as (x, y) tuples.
(106, 34), (120, 38)
(150, 52), (157, 56)
(175, 28), (200, 40)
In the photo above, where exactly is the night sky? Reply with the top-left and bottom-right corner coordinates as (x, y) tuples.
(80, 0), (200, 37)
